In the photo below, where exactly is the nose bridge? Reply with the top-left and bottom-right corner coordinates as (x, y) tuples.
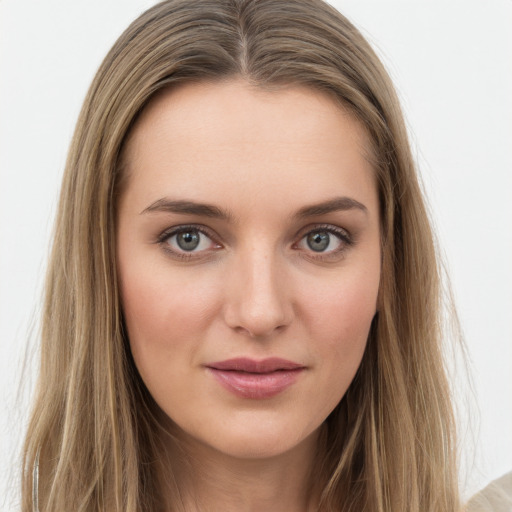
(225, 242), (292, 337)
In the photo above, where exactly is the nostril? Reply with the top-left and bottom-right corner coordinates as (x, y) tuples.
(222, 256), (294, 337)
(228, 309), (291, 338)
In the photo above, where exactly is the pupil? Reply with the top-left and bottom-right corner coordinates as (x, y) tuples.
(177, 231), (200, 251)
(307, 231), (329, 252)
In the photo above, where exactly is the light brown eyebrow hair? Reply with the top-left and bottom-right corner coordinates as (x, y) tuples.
(141, 196), (367, 221)
(141, 198), (233, 221)
(295, 197), (368, 218)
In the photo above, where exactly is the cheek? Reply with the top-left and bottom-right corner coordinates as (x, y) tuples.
(306, 265), (378, 335)
(300, 265), (379, 383)
(118, 259), (221, 377)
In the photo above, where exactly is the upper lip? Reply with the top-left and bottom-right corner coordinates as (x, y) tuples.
(206, 357), (305, 373)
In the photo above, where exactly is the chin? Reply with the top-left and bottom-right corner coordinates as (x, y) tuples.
(175, 416), (321, 462)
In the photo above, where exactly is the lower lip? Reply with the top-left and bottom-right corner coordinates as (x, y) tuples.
(207, 368), (304, 399)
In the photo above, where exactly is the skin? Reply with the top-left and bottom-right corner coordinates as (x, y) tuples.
(116, 79), (381, 511)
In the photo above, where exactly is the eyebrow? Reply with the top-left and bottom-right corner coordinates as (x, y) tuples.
(141, 199), (233, 221)
(140, 196), (367, 220)
(295, 197), (368, 218)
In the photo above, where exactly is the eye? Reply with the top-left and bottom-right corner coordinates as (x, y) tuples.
(305, 231), (332, 252)
(295, 226), (352, 256)
(174, 230), (202, 251)
(158, 226), (220, 257)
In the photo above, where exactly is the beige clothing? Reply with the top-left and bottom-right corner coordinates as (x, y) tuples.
(467, 472), (512, 512)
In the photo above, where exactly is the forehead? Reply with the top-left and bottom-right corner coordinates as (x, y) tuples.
(119, 79), (377, 218)
(126, 79), (372, 158)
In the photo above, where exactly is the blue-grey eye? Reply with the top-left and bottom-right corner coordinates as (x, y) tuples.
(176, 230), (200, 251)
(158, 226), (221, 256)
(162, 227), (219, 255)
(306, 231), (331, 252)
(296, 227), (348, 255)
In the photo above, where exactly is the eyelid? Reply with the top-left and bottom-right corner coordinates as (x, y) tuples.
(156, 224), (222, 259)
(293, 223), (353, 259)
(155, 222), (354, 261)
(295, 223), (352, 242)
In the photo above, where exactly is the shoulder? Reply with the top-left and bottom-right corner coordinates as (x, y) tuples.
(467, 471), (512, 512)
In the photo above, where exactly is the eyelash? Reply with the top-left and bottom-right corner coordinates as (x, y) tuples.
(294, 224), (353, 261)
(156, 223), (353, 261)
(156, 224), (220, 261)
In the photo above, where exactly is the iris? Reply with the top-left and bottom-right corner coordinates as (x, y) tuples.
(176, 230), (200, 251)
(307, 231), (330, 252)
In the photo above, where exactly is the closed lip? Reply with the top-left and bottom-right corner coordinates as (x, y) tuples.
(206, 357), (305, 373)
(205, 357), (306, 399)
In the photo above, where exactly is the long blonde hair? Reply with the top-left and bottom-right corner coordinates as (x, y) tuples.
(22, 0), (461, 510)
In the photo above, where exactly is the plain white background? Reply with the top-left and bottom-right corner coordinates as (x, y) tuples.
(1, 0), (511, 509)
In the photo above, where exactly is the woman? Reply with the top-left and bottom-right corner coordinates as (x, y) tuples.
(21, 0), (462, 510)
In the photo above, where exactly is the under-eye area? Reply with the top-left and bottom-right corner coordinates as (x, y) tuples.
(292, 223), (354, 260)
(154, 221), (355, 262)
(156, 224), (222, 260)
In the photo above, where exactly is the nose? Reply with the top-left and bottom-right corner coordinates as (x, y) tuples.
(223, 248), (294, 338)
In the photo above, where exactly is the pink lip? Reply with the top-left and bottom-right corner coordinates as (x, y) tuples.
(206, 358), (305, 399)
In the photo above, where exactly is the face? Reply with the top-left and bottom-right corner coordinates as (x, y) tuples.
(117, 80), (381, 461)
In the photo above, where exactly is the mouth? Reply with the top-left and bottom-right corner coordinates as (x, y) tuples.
(205, 357), (306, 399)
